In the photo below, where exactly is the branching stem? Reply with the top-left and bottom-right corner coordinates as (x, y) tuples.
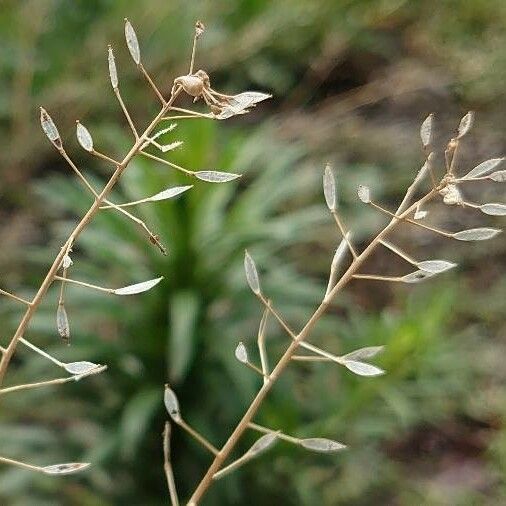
(188, 190), (436, 504)
(0, 87), (182, 385)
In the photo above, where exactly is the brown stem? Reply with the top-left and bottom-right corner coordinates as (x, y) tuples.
(0, 88), (182, 385)
(187, 190), (436, 503)
(163, 422), (180, 506)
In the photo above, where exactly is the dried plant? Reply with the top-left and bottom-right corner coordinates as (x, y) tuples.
(163, 109), (504, 503)
(1, 17), (504, 505)
(0, 20), (269, 477)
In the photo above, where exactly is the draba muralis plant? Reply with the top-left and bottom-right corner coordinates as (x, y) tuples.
(164, 110), (505, 504)
(0, 20), (270, 476)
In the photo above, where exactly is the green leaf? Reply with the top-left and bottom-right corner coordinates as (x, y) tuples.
(168, 291), (200, 382)
(120, 388), (160, 459)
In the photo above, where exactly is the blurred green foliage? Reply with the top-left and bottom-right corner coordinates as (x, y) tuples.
(0, 0), (505, 505)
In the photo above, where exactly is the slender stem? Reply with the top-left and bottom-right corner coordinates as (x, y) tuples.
(245, 361), (268, 378)
(54, 276), (113, 294)
(163, 422), (180, 506)
(59, 150), (166, 253)
(0, 456), (42, 473)
(189, 33), (198, 74)
(353, 274), (402, 283)
(0, 288), (31, 306)
(296, 341), (344, 364)
(396, 155), (433, 214)
(369, 201), (453, 237)
(139, 63), (166, 105)
(59, 149), (99, 199)
(331, 211), (357, 258)
(325, 234), (351, 300)
(449, 140), (460, 175)
(139, 151), (194, 176)
(19, 337), (64, 368)
(177, 419), (219, 456)
(0, 88), (182, 384)
(58, 241), (73, 306)
(103, 201), (167, 255)
(258, 294), (296, 339)
(92, 149), (121, 166)
(212, 453), (250, 481)
(162, 114), (203, 121)
(188, 190), (436, 504)
(257, 303), (271, 384)
(114, 88), (139, 139)
(258, 295), (341, 362)
(379, 239), (418, 266)
(0, 365), (106, 395)
(292, 355), (331, 362)
(248, 422), (300, 445)
(162, 106), (213, 119)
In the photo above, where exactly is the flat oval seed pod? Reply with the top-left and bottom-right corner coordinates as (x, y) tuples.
(401, 270), (435, 283)
(76, 122), (93, 152)
(343, 360), (385, 377)
(149, 186), (193, 201)
(453, 228), (501, 241)
(194, 171), (241, 183)
(40, 108), (61, 148)
(42, 462), (90, 475)
(249, 432), (278, 456)
(457, 111), (474, 138)
(463, 158), (504, 179)
(489, 170), (506, 182)
(56, 303), (70, 344)
(300, 438), (346, 453)
(113, 276), (163, 295)
(244, 250), (261, 295)
(124, 19), (141, 64)
(479, 203), (506, 216)
(357, 185), (370, 203)
(417, 260), (457, 273)
(164, 385), (182, 422)
(108, 45), (118, 89)
(323, 164), (337, 211)
(235, 342), (248, 363)
(420, 113), (434, 148)
(342, 346), (384, 361)
(228, 91), (271, 111)
(64, 361), (100, 375)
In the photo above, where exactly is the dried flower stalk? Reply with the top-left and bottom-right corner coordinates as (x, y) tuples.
(0, 18), (269, 479)
(162, 111), (503, 505)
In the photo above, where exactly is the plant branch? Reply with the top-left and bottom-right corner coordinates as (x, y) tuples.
(91, 149), (121, 166)
(0, 456), (43, 473)
(0, 87), (182, 385)
(114, 88), (139, 139)
(0, 365), (107, 395)
(257, 302), (271, 384)
(163, 422), (180, 506)
(139, 63), (166, 105)
(369, 200), (453, 237)
(139, 151), (194, 176)
(248, 422), (300, 444)
(331, 211), (357, 258)
(176, 419), (219, 456)
(0, 288), (31, 306)
(188, 190), (436, 503)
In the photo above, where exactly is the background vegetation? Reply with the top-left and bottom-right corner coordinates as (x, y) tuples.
(0, 1), (504, 504)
